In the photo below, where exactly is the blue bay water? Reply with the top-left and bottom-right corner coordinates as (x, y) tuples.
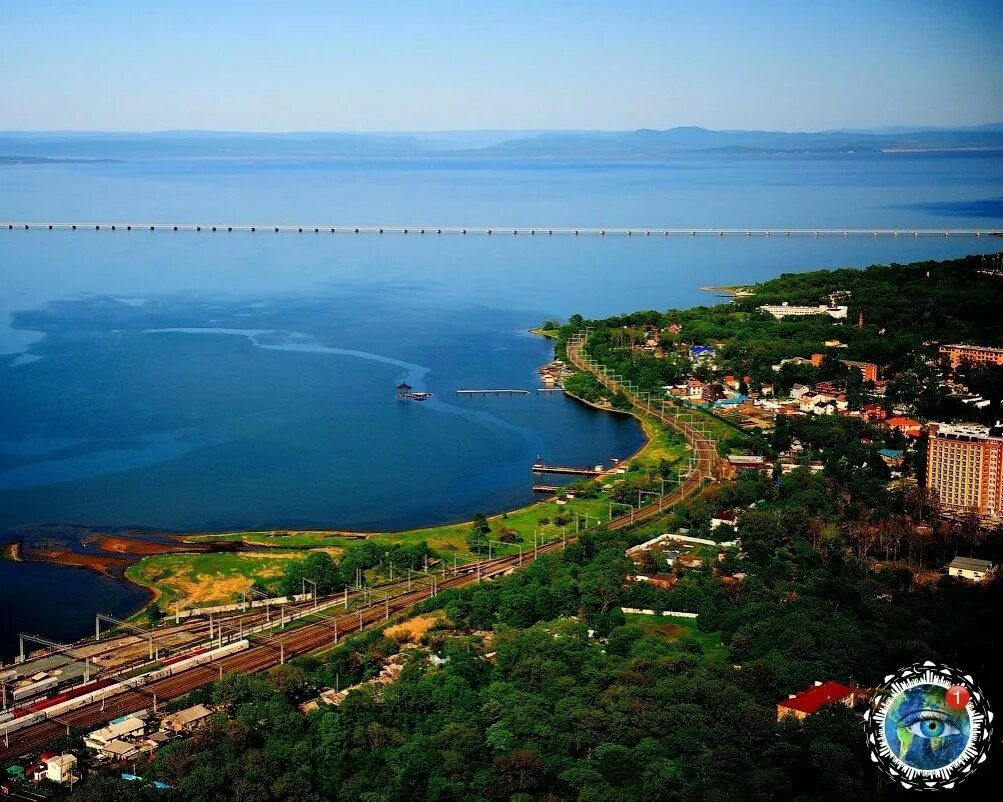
(0, 149), (1001, 657)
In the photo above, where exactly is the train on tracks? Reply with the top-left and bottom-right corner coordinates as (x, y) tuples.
(0, 640), (247, 735)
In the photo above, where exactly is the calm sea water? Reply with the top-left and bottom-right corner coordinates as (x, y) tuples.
(1, 149), (1001, 658)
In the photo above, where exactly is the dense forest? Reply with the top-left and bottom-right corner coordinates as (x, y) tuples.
(59, 431), (1003, 799)
(63, 454), (1002, 802)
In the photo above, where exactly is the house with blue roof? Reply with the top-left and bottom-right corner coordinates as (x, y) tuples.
(689, 344), (716, 363)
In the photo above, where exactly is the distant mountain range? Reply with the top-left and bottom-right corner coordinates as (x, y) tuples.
(1, 124), (1002, 160)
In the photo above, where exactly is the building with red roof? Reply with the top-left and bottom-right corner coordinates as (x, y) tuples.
(776, 680), (856, 721)
(886, 417), (922, 438)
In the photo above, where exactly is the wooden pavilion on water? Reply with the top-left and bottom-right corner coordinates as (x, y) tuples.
(397, 382), (431, 401)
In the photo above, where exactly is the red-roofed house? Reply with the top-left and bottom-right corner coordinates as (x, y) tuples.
(886, 417), (922, 438)
(777, 680), (856, 721)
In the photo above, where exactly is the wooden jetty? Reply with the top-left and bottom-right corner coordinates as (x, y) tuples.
(533, 485), (561, 493)
(456, 389), (530, 396)
(531, 463), (603, 476)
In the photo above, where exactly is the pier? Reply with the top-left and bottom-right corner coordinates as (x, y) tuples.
(456, 389), (530, 396)
(3, 222), (1001, 238)
(532, 485), (561, 493)
(531, 464), (603, 476)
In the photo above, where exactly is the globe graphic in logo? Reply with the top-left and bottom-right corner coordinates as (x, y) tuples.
(882, 683), (969, 770)
(864, 662), (993, 791)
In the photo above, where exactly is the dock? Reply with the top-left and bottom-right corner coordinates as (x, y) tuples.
(456, 389), (530, 396)
(536, 387), (564, 393)
(531, 464), (603, 476)
(533, 485), (561, 493)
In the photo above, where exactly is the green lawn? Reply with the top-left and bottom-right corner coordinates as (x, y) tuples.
(624, 612), (727, 660)
(126, 551), (301, 611)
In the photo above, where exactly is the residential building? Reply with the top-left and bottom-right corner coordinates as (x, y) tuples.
(689, 344), (716, 363)
(926, 423), (1003, 519)
(759, 303), (848, 319)
(886, 417), (922, 438)
(948, 557), (995, 581)
(940, 344), (1003, 370)
(722, 455), (773, 478)
(685, 378), (705, 399)
(710, 511), (739, 530)
(161, 704), (214, 734)
(776, 680), (856, 721)
(810, 354), (879, 382)
(861, 404), (887, 422)
(773, 356), (813, 372)
(44, 754), (78, 785)
(85, 715), (147, 750)
(100, 740), (139, 762)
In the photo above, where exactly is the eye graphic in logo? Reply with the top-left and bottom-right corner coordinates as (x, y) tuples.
(864, 662), (993, 791)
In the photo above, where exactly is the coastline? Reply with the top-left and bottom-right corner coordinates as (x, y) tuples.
(8, 329), (657, 612)
(1, 539), (23, 562)
(699, 284), (755, 299)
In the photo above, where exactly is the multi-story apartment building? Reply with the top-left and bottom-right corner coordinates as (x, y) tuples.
(939, 344), (1003, 371)
(926, 422), (1003, 519)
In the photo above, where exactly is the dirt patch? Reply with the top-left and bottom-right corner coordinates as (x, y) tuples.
(385, 612), (445, 644)
(84, 535), (187, 555)
(31, 547), (133, 576)
(168, 564), (286, 606)
(646, 621), (690, 639)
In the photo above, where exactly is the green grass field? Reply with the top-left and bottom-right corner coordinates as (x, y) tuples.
(126, 551), (302, 611)
(623, 612), (726, 660)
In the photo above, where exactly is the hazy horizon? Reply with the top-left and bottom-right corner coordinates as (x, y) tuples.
(3, 122), (1003, 136)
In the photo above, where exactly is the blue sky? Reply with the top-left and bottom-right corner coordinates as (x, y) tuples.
(2, 0), (1001, 132)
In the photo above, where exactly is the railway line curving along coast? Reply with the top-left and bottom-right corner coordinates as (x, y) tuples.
(1, 335), (714, 760)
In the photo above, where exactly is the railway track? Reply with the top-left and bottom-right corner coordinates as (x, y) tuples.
(1, 545), (560, 759)
(565, 334), (719, 526)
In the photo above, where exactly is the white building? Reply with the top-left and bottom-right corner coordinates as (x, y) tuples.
(948, 557), (995, 582)
(759, 303), (848, 320)
(45, 754), (78, 784)
(85, 713), (148, 758)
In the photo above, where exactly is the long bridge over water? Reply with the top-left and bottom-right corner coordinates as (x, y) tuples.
(4, 222), (1001, 237)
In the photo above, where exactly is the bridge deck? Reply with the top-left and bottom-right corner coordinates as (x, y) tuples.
(4, 222), (1000, 237)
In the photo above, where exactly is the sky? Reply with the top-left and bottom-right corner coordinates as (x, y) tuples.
(2, 0), (1002, 132)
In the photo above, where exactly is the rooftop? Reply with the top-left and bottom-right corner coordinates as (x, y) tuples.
(162, 704), (213, 728)
(778, 680), (855, 714)
(949, 556), (994, 571)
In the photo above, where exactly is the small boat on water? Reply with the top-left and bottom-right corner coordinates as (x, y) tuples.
(409, 391), (432, 401)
